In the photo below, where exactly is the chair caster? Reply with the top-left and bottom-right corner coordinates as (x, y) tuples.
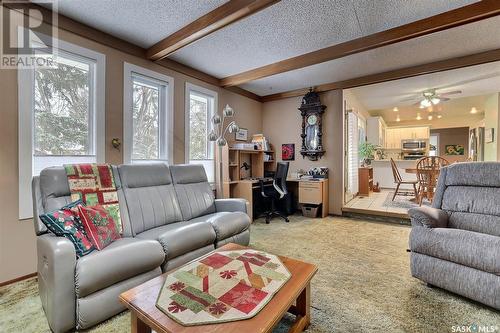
(285, 218), (289, 222)
(265, 218), (270, 224)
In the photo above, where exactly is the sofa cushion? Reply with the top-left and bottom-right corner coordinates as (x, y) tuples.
(118, 163), (183, 235)
(442, 186), (500, 217)
(170, 164), (215, 220)
(410, 227), (500, 275)
(136, 221), (216, 260)
(39, 199), (95, 257)
(448, 212), (500, 238)
(78, 205), (121, 250)
(189, 212), (250, 241)
(75, 237), (164, 298)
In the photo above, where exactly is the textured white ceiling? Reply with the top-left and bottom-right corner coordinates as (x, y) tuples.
(169, 0), (476, 78)
(240, 15), (500, 96)
(40, 0), (228, 48)
(349, 61), (500, 111)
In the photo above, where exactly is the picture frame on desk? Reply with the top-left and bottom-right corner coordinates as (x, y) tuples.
(235, 128), (248, 141)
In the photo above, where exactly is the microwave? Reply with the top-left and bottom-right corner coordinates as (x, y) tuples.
(401, 139), (428, 151)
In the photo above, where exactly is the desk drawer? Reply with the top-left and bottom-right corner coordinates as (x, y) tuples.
(299, 186), (322, 204)
(299, 181), (322, 190)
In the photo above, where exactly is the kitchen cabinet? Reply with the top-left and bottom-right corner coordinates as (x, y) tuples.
(367, 116), (386, 147)
(385, 126), (429, 149)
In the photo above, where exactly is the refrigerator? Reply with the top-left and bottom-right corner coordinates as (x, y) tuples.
(469, 127), (485, 161)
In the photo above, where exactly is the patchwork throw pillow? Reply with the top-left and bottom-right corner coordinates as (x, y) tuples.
(78, 205), (121, 250)
(39, 200), (95, 257)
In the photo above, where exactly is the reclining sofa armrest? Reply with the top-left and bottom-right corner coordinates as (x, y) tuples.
(37, 234), (77, 333)
(408, 206), (449, 229)
(215, 198), (248, 214)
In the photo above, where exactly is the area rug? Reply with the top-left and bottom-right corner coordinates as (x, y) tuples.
(156, 250), (290, 325)
(382, 191), (429, 209)
(2, 215), (500, 333)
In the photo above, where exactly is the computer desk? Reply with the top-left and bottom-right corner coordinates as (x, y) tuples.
(228, 178), (329, 221)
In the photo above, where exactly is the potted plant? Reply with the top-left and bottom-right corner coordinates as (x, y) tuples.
(359, 142), (378, 167)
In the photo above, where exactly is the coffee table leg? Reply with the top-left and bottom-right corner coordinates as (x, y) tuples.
(288, 282), (311, 333)
(131, 312), (151, 333)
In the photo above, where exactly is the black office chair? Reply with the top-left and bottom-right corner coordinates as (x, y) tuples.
(259, 162), (290, 224)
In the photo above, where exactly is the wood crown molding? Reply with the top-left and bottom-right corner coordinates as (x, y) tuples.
(221, 0), (500, 87)
(147, 0), (280, 61)
(3, 2), (262, 102)
(261, 48), (500, 102)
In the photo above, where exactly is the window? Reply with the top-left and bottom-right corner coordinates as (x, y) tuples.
(185, 83), (217, 183)
(18, 38), (105, 219)
(123, 63), (173, 164)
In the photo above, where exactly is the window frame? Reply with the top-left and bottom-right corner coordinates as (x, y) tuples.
(123, 62), (174, 164)
(18, 35), (105, 219)
(185, 82), (218, 182)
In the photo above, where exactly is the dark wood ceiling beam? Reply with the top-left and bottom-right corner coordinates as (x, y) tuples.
(221, 0), (500, 87)
(261, 48), (500, 102)
(4, 2), (261, 102)
(147, 0), (280, 61)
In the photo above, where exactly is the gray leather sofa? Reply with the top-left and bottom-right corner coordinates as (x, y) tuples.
(32, 163), (250, 332)
(408, 162), (500, 310)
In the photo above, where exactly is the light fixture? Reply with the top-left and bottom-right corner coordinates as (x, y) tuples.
(416, 113), (422, 120)
(420, 99), (432, 108)
(431, 97), (440, 105)
(470, 107), (478, 114)
(396, 115), (401, 122)
(208, 104), (239, 198)
(393, 107), (399, 112)
(437, 114), (442, 119)
(428, 115), (433, 121)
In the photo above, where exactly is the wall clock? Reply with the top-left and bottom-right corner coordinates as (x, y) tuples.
(298, 89), (326, 161)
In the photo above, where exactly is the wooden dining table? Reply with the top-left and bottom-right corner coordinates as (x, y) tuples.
(405, 167), (441, 203)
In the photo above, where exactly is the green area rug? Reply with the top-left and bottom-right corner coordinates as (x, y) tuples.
(1, 216), (499, 332)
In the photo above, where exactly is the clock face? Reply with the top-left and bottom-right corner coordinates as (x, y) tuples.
(307, 114), (318, 125)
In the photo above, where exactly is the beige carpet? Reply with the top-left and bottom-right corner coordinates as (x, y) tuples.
(1, 215), (499, 332)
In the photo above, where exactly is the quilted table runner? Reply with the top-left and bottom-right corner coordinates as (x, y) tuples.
(156, 249), (291, 326)
(64, 164), (122, 233)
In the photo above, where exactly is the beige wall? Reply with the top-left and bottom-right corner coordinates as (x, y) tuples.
(0, 24), (262, 283)
(262, 90), (344, 215)
(484, 93), (500, 161)
(344, 89), (370, 120)
(430, 127), (469, 163)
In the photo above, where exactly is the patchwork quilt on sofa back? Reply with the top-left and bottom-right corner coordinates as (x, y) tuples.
(64, 163), (122, 233)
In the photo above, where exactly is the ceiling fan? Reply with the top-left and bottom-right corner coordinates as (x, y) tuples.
(402, 89), (462, 108)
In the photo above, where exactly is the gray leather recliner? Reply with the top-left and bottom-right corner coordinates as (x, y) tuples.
(32, 163), (250, 332)
(408, 162), (500, 310)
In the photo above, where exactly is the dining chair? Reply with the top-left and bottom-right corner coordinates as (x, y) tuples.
(390, 158), (418, 201)
(416, 156), (449, 205)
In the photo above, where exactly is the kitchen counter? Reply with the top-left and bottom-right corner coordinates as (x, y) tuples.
(370, 159), (418, 189)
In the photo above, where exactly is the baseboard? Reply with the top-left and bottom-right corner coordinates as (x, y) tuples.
(0, 272), (37, 287)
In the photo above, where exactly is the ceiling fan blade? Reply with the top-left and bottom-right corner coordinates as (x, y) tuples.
(412, 101), (421, 107)
(439, 97), (450, 102)
(400, 96), (420, 102)
(439, 90), (462, 96)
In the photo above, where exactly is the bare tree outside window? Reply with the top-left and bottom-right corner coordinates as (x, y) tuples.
(34, 56), (90, 156)
(132, 82), (159, 160)
(189, 95), (209, 160)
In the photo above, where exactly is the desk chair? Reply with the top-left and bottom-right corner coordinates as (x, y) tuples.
(259, 162), (290, 224)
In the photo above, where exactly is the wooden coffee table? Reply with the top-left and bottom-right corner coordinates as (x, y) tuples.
(120, 243), (318, 333)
